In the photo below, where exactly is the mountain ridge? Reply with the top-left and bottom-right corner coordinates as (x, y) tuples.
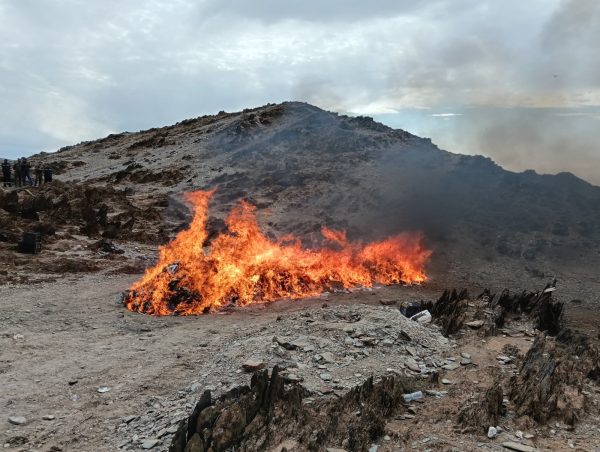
(12, 101), (600, 267)
(35, 101), (598, 189)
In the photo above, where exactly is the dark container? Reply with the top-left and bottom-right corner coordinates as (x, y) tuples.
(18, 232), (42, 254)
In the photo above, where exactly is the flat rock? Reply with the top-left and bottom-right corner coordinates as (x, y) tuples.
(465, 320), (485, 329)
(460, 352), (471, 359)
(273, 336), (296, 350)
(441, 378), (452, 385)
(320, 352), (335, 363)
(283, 373), (303, 383)
(359, 337), (377, 346)
(42, 415), (55, 421)
(242, 359), (265, 372)
(141, 439), (160, 449)
(326, 448), (348, 452)
(319, 373), (332, 381)
(406, 346), (417, 356)
(406, 361), (421, 373)
(379, 299), (396, 306)
(502, 442), (536, 452)
(460, 358), (472, 365)
(442, 362), (460, 371)
(8, 416), (27, 426)
(291, 338), (311, 349)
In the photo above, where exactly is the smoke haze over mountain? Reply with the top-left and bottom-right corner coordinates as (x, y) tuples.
(0, 0), (598, 183)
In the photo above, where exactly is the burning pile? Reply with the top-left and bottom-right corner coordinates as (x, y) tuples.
(124, 190), (431, 315)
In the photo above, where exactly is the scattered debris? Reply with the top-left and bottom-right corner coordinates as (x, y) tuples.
(403, 391), (423, 402)
(410, 310), (432, 324)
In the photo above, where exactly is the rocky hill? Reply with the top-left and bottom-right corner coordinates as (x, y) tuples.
(2, 101), (600, 284)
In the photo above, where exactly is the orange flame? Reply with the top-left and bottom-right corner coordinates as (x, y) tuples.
(124, 190), (431, 315)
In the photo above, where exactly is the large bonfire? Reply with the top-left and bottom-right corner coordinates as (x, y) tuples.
(124, 190), (431, 315)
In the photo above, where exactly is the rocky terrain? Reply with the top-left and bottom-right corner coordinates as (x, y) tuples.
(2, 102), (600, 280)
(1, 102), (600, 451)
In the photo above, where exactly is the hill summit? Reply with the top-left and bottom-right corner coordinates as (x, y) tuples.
(3, 101), (599, 281)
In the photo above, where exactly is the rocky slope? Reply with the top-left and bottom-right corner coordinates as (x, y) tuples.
(2, 101), (600, 281)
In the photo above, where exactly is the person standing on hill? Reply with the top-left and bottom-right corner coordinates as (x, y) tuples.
(22, 158), (33, 185)
(35, 164), (44, 186)
(13, 159), (22, 187)
(43, 165), (53, 183)
(2, 159), (12, 187)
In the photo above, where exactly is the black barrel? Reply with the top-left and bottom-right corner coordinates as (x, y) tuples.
(18, 232), (42, 254)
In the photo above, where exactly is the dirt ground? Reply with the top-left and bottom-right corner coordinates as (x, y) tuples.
(0, 274), (432, 452)
(2, 271), (600, 452)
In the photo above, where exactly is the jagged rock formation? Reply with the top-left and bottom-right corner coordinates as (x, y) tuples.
(509, 328), (600, 426)
(429, 287), (564, 337)
(169, 367), (413, 452)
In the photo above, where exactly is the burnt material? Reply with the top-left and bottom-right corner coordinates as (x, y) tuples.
(457, 381), (505, 432)
(430, 289), (470, 336)
(509, 328), (600, 425)
(18, 232), (41, 254)
(430, 284), (564, 338)
(171, 367), (412, 452)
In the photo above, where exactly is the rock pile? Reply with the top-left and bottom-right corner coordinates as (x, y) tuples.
(115, 302), (457, 450)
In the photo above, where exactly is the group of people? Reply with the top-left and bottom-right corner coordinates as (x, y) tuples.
(2, 158), (53, 188)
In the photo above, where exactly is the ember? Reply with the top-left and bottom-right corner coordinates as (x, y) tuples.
(124, 190), (431, 315)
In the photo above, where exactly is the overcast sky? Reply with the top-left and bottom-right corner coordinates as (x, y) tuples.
(1, 0), (598, 184)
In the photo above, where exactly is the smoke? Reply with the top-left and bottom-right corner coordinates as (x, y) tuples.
(473, 109), (600, 185)
(417, 107), (600, 186)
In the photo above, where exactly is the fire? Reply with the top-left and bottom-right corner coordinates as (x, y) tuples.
(124, 190), (431, 315)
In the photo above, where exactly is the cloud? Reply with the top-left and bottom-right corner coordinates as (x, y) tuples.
(196, 0), (437, 24)
(0, 0), (597, 185)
